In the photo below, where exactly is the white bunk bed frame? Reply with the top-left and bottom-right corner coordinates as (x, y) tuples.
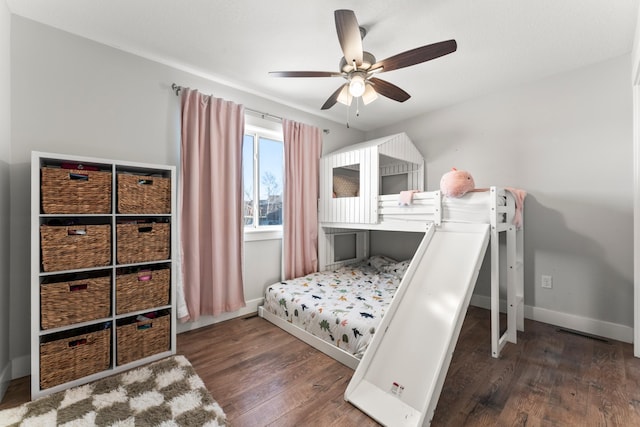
(320, 187), (524, 358)
(260, 133), (523, 370)
(259, 186), (524, 369)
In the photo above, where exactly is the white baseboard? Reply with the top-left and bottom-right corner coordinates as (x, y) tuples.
(176, 297), (263, 334)
(470, 294), (633, 344)
(0, 361), (10, 401)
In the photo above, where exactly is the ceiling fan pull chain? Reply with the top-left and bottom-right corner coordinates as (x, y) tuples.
(356, 96), (361, 117)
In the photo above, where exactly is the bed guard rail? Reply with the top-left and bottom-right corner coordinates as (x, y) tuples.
(377, 191), (442, 226)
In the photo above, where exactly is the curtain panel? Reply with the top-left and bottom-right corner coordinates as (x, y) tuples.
(179, 88), (246, 320)
(283, 119), (323, 280)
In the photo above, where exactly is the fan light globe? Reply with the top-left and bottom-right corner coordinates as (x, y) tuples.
(362, 83), (378, 105)
(349, 74), (366, 97)
(337, 85), (353, 106)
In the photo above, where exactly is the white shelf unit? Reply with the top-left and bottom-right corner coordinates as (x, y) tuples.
(30, 151), (177, 399)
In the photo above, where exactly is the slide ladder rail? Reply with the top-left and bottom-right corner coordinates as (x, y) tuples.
(490, 188), (525, 358)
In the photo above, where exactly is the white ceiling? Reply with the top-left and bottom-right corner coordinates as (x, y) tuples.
(7, 0), (639, 131)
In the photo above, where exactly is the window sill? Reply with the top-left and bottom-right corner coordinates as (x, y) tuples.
(244, 228), (283, 242)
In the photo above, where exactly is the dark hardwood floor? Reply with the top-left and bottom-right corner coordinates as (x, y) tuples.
(3, 306), (640, 426)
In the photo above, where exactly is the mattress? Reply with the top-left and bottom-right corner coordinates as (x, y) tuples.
(263, 256), (409, 359)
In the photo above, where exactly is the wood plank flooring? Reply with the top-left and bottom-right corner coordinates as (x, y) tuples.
(3, 306), (640, 426)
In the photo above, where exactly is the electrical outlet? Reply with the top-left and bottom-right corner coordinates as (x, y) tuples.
(541, 275), (553, 289)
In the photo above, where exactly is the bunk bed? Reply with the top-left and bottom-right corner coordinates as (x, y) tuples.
(258, 132), (524, 372)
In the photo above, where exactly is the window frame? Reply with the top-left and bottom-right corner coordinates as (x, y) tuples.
(243, 122), (284, 241)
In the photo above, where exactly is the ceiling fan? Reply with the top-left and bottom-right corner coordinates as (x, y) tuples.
(269, 9), (457, 110)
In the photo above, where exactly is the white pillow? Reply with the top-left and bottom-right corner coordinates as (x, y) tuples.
(367, 255), (398, 272)
(383, 260), (411, 279)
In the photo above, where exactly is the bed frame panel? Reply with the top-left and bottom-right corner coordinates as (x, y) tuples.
(258, 306), (359, 369)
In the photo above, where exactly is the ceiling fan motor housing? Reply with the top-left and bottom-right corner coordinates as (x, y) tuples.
(340, 51), (376, 73)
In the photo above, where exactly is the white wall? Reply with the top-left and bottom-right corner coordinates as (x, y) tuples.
(9, 16), (364, 377)
(0, 0), (11, 401)
(632, 0), (640, 358)
(367, 55), (634, 341)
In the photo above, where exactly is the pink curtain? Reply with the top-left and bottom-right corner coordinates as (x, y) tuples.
(179, 88), (246, 320)
(283, 119), (323, 279)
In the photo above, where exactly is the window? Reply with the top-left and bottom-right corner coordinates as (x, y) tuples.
(243, 124), (284, 236)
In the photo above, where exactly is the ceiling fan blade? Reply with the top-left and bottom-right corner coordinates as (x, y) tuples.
(269, 71), (343, 78)
(371, 39), (457, 73)
(335, 10), (363, 66)
(321, 83), (349, 110)
(369, 77), (411, 102)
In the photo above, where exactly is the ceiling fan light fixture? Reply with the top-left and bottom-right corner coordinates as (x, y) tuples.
(349, 73), (366, 97)
(362, 83), (378, 105)
(337, 85), (353, 106)
(269, 10), (457, 112)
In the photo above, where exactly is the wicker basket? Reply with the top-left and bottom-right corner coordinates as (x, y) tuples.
(41, 275), (111, 329)
(116, 268), (170, 314)
(41, 167), (112, 214)
(40, 326), (111, 389)
(116, 222), (170, 264)
(117, 174), (171, 214)
(116, 313), (170, 365)
(40, 224), (111, 272)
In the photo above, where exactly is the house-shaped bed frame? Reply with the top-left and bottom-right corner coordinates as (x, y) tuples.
(260, 132), (524, 368)
(319, 132), (523, 357)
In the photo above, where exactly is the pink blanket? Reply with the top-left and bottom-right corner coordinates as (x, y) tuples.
(504, 187), (527, 229)
(398, 190), (420, 206)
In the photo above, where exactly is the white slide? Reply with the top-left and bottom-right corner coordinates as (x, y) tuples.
(344, 222), (490, 426)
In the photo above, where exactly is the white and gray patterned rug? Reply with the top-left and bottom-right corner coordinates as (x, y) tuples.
(0, 355), (227, 427)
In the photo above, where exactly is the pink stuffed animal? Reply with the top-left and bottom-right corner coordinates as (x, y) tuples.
(439, 168), (477, 198)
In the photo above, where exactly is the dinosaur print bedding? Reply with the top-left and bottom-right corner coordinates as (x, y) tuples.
(263, 255), (410, 359)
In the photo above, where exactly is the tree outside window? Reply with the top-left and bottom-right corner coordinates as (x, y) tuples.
(243, 132), (283, 229)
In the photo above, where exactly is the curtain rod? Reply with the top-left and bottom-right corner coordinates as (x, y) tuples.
(171, 83), (329, 134)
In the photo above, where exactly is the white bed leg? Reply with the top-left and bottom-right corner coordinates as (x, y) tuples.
(506, 225), (518, 344)
(516, 223), (525, 332)
(490, 225), (501, 358)
(489, 188), (502, 358)
(492, 190), (525, 359)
